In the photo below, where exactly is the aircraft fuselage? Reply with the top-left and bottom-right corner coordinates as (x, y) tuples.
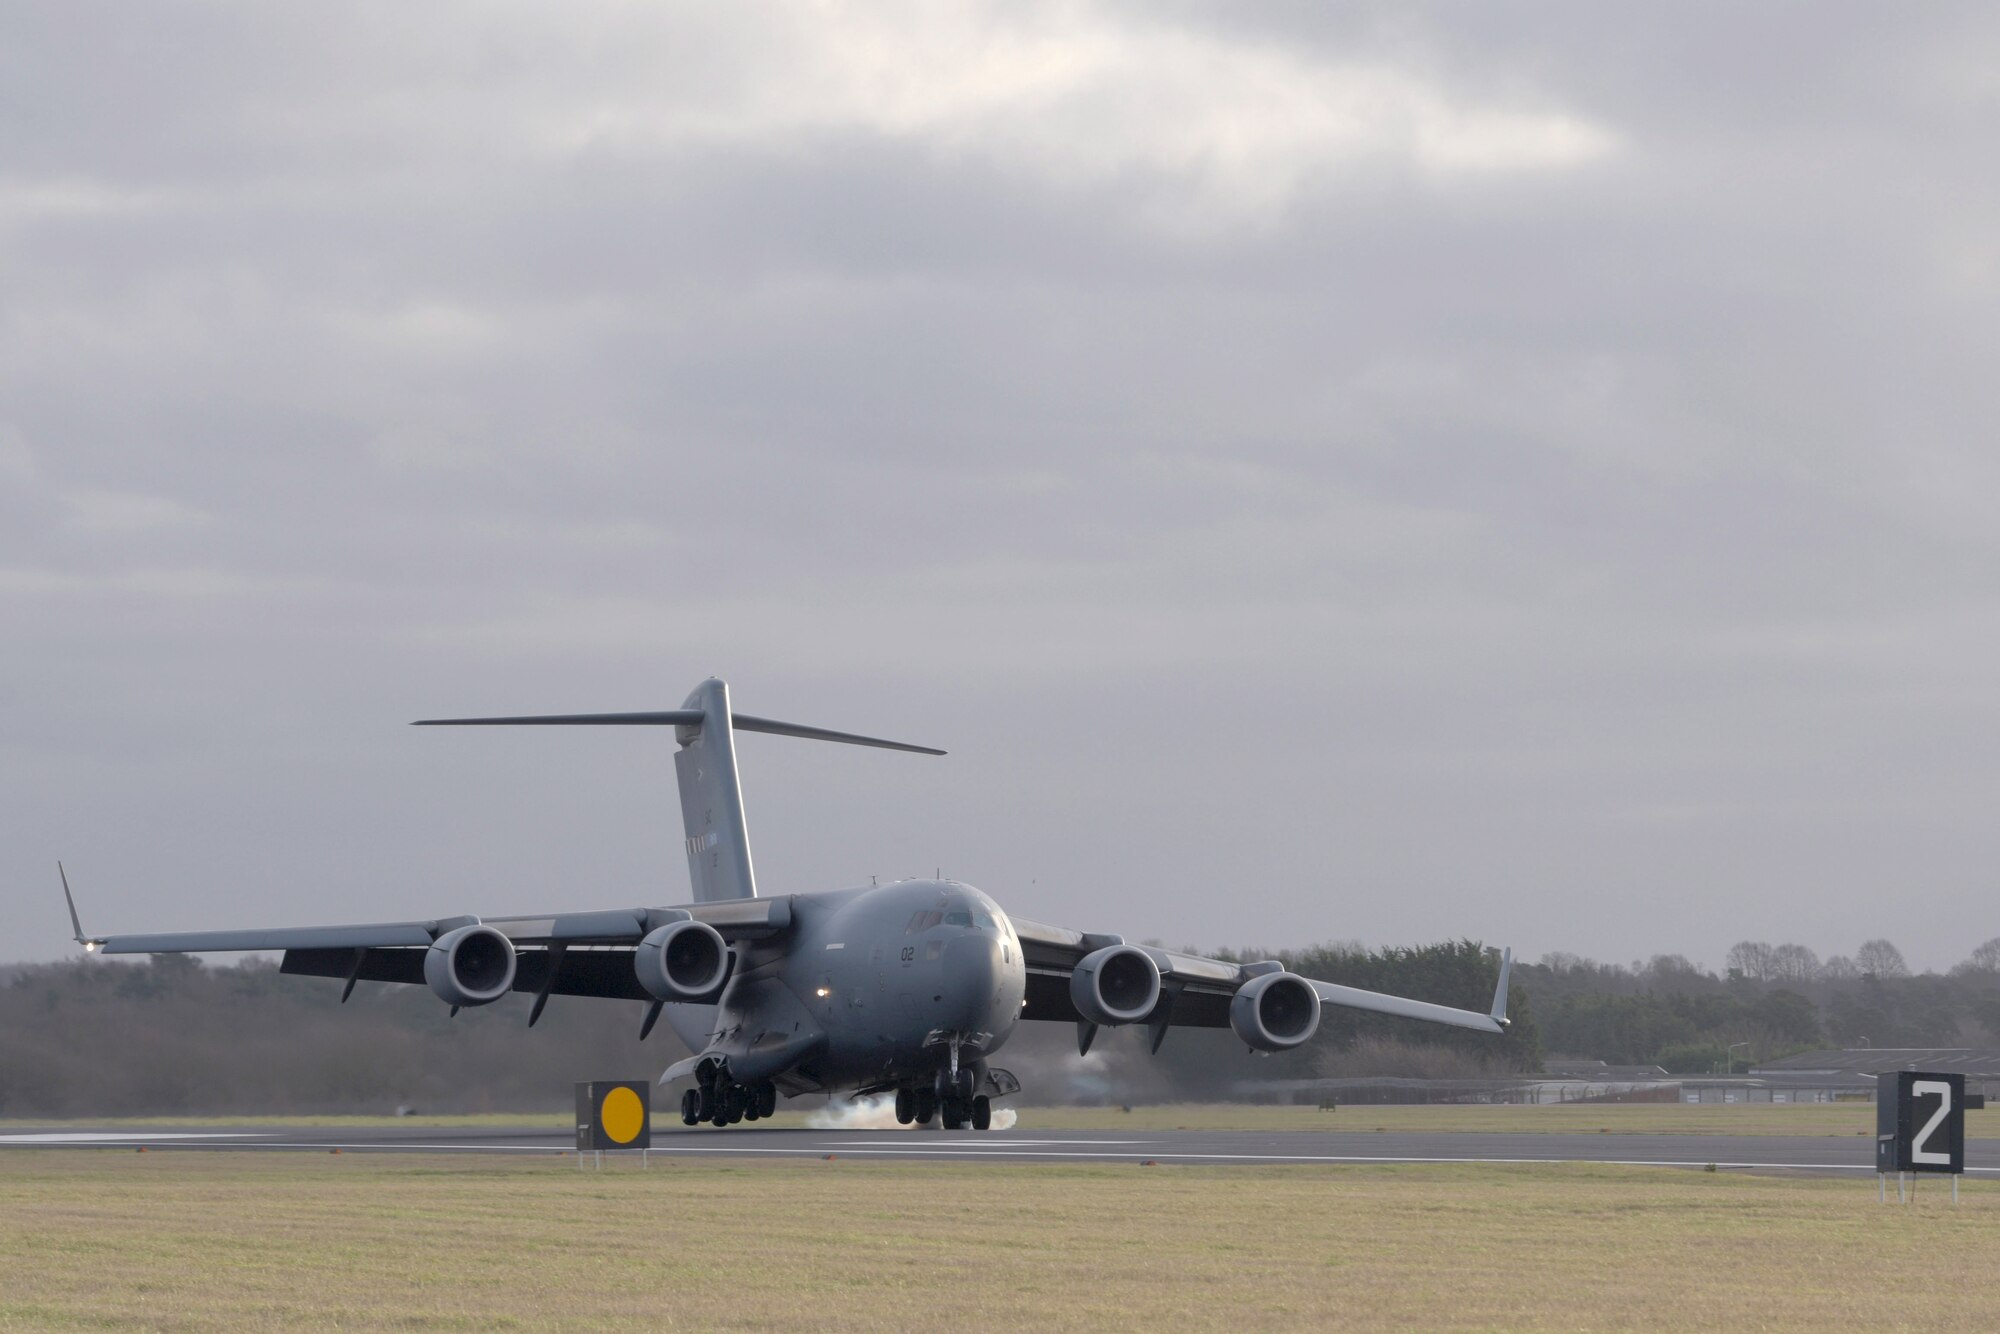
(663, 879), (1026, 1101)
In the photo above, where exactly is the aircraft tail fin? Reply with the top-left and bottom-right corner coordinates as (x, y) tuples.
(671, 679), (758, 902)
(415, 679), (942, 903)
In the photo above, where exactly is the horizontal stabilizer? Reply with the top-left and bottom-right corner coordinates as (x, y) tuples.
(729, 713), (943, 755)
(414, 709), (942, 754)
(414, 711), (704, 727)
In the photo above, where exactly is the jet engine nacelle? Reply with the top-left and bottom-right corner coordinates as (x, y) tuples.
(634, 920), (731, 1001)
(1070, 944), (1162, 1026)
(1229, 971), (1322, 1051)
(424, 923), (517, 1008)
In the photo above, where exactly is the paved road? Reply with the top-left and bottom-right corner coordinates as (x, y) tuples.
(4, 1124), (1994, 1175)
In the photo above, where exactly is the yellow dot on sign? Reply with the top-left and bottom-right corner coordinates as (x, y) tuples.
(600, 1086), (645, 1145)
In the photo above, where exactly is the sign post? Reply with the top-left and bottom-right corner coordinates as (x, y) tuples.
(1876, 1071), (1972, 1204)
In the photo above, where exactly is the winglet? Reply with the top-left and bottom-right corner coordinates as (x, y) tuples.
(1489, 946), (1513, 1027)
(59, 862), (102, 952)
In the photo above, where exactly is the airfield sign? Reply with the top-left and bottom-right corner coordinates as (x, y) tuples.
(576, 1081), (652, 1153)
(1876, 1070), (1965, 1176)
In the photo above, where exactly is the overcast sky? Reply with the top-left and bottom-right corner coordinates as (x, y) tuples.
(5, 3), (1999, 972)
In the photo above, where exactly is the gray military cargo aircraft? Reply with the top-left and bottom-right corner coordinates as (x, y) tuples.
(64, 677), (1511, 1130)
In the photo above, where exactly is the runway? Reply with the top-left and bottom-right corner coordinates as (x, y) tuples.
(5, 1124), (1994, 1175)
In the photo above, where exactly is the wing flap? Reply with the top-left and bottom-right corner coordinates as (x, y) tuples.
(514, 949), (651, 1001)
(281, 946), (426, 986)
(282, 946), (655, 1001)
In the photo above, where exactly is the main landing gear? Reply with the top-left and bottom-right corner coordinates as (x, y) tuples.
(894, 1086), (991, 1130)
(682, 1076), (778, 1126)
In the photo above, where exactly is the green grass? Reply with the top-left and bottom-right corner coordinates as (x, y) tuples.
(2, 1152), (1996, 1330)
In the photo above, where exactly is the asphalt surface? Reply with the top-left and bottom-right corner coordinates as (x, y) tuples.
(4, 1124), (1994, 1175)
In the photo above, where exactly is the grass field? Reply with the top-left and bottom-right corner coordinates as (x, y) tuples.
(9, 1101), (1999, 1138)
(2, 1151), (1996, 1330)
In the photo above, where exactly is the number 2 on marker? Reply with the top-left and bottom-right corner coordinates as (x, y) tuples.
(1911, 1079), (1953, 1165)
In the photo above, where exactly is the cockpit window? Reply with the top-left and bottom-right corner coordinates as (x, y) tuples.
(943, 910), (973, 927)
(974, 912), (997, 932)
(906, 910), (944, 933)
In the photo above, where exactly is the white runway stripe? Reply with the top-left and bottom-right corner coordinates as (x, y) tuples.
(0, 1132), (257, 1144)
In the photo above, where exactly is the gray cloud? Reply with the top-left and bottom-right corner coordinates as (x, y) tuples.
(6, 3), (2000, 972)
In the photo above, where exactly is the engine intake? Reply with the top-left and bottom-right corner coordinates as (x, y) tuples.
(1070, 945), (1162, 1026)
(1230, 971), (1322, 1051)
(635, 920), (730, 1001)
(424, 923), (517, 1008)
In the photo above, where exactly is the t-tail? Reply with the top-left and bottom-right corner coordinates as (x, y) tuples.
(414, 677), (943, 903)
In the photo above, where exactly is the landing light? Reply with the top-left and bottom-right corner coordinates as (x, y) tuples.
(815, 987), (831, 998)
(84, 942), (99, 953)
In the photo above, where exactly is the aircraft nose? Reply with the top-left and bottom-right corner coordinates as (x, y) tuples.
(940, 932), (1002, 1025)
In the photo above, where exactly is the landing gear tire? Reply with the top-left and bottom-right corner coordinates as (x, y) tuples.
(972, 1095), (991, 1131)
(681, 1088), (702, 1126)
(757, 1082), (778, 1119)
(895, 1088), (915, 1125)
(914, 1090), (937, 1125)
(941, 1097), (968, 1130)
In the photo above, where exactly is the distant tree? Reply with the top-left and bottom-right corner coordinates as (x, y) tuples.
(1752, 989), (1821, 1047)
(1954, 937), (2000, 974)
(1972, 992), (2000, 1040)
(1769, 944), (1820, 984)
(1821, 954), (1860, 981)
(1626, 954), (1720, 996)
(1726, 941), (1775, 982)
(1856, 939), (1910, 978)
(1643, 954), (1708, 983)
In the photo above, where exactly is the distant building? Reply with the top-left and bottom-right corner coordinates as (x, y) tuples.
(1543, 1059), (1672, 1082)
(1745, 1048), (2000, 1102)
(1236, 1049), (2000, 1106)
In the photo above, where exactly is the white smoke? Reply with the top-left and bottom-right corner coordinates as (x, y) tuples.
(805, 1095), (1017, 1130)
(807, 1094), (907, 1129)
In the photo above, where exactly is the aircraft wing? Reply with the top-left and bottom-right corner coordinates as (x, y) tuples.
(68, 881), (793, 1005)
(1009, 916), (1510, 1040)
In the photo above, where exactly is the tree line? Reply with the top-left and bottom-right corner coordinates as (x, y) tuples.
(0, 954), (696, 1118)
(1521, 936), (2000, 1072)
(6, 934), (1996, 1115)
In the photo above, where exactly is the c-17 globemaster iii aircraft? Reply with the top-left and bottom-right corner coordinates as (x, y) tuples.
(64, 678), (1512, 1131)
